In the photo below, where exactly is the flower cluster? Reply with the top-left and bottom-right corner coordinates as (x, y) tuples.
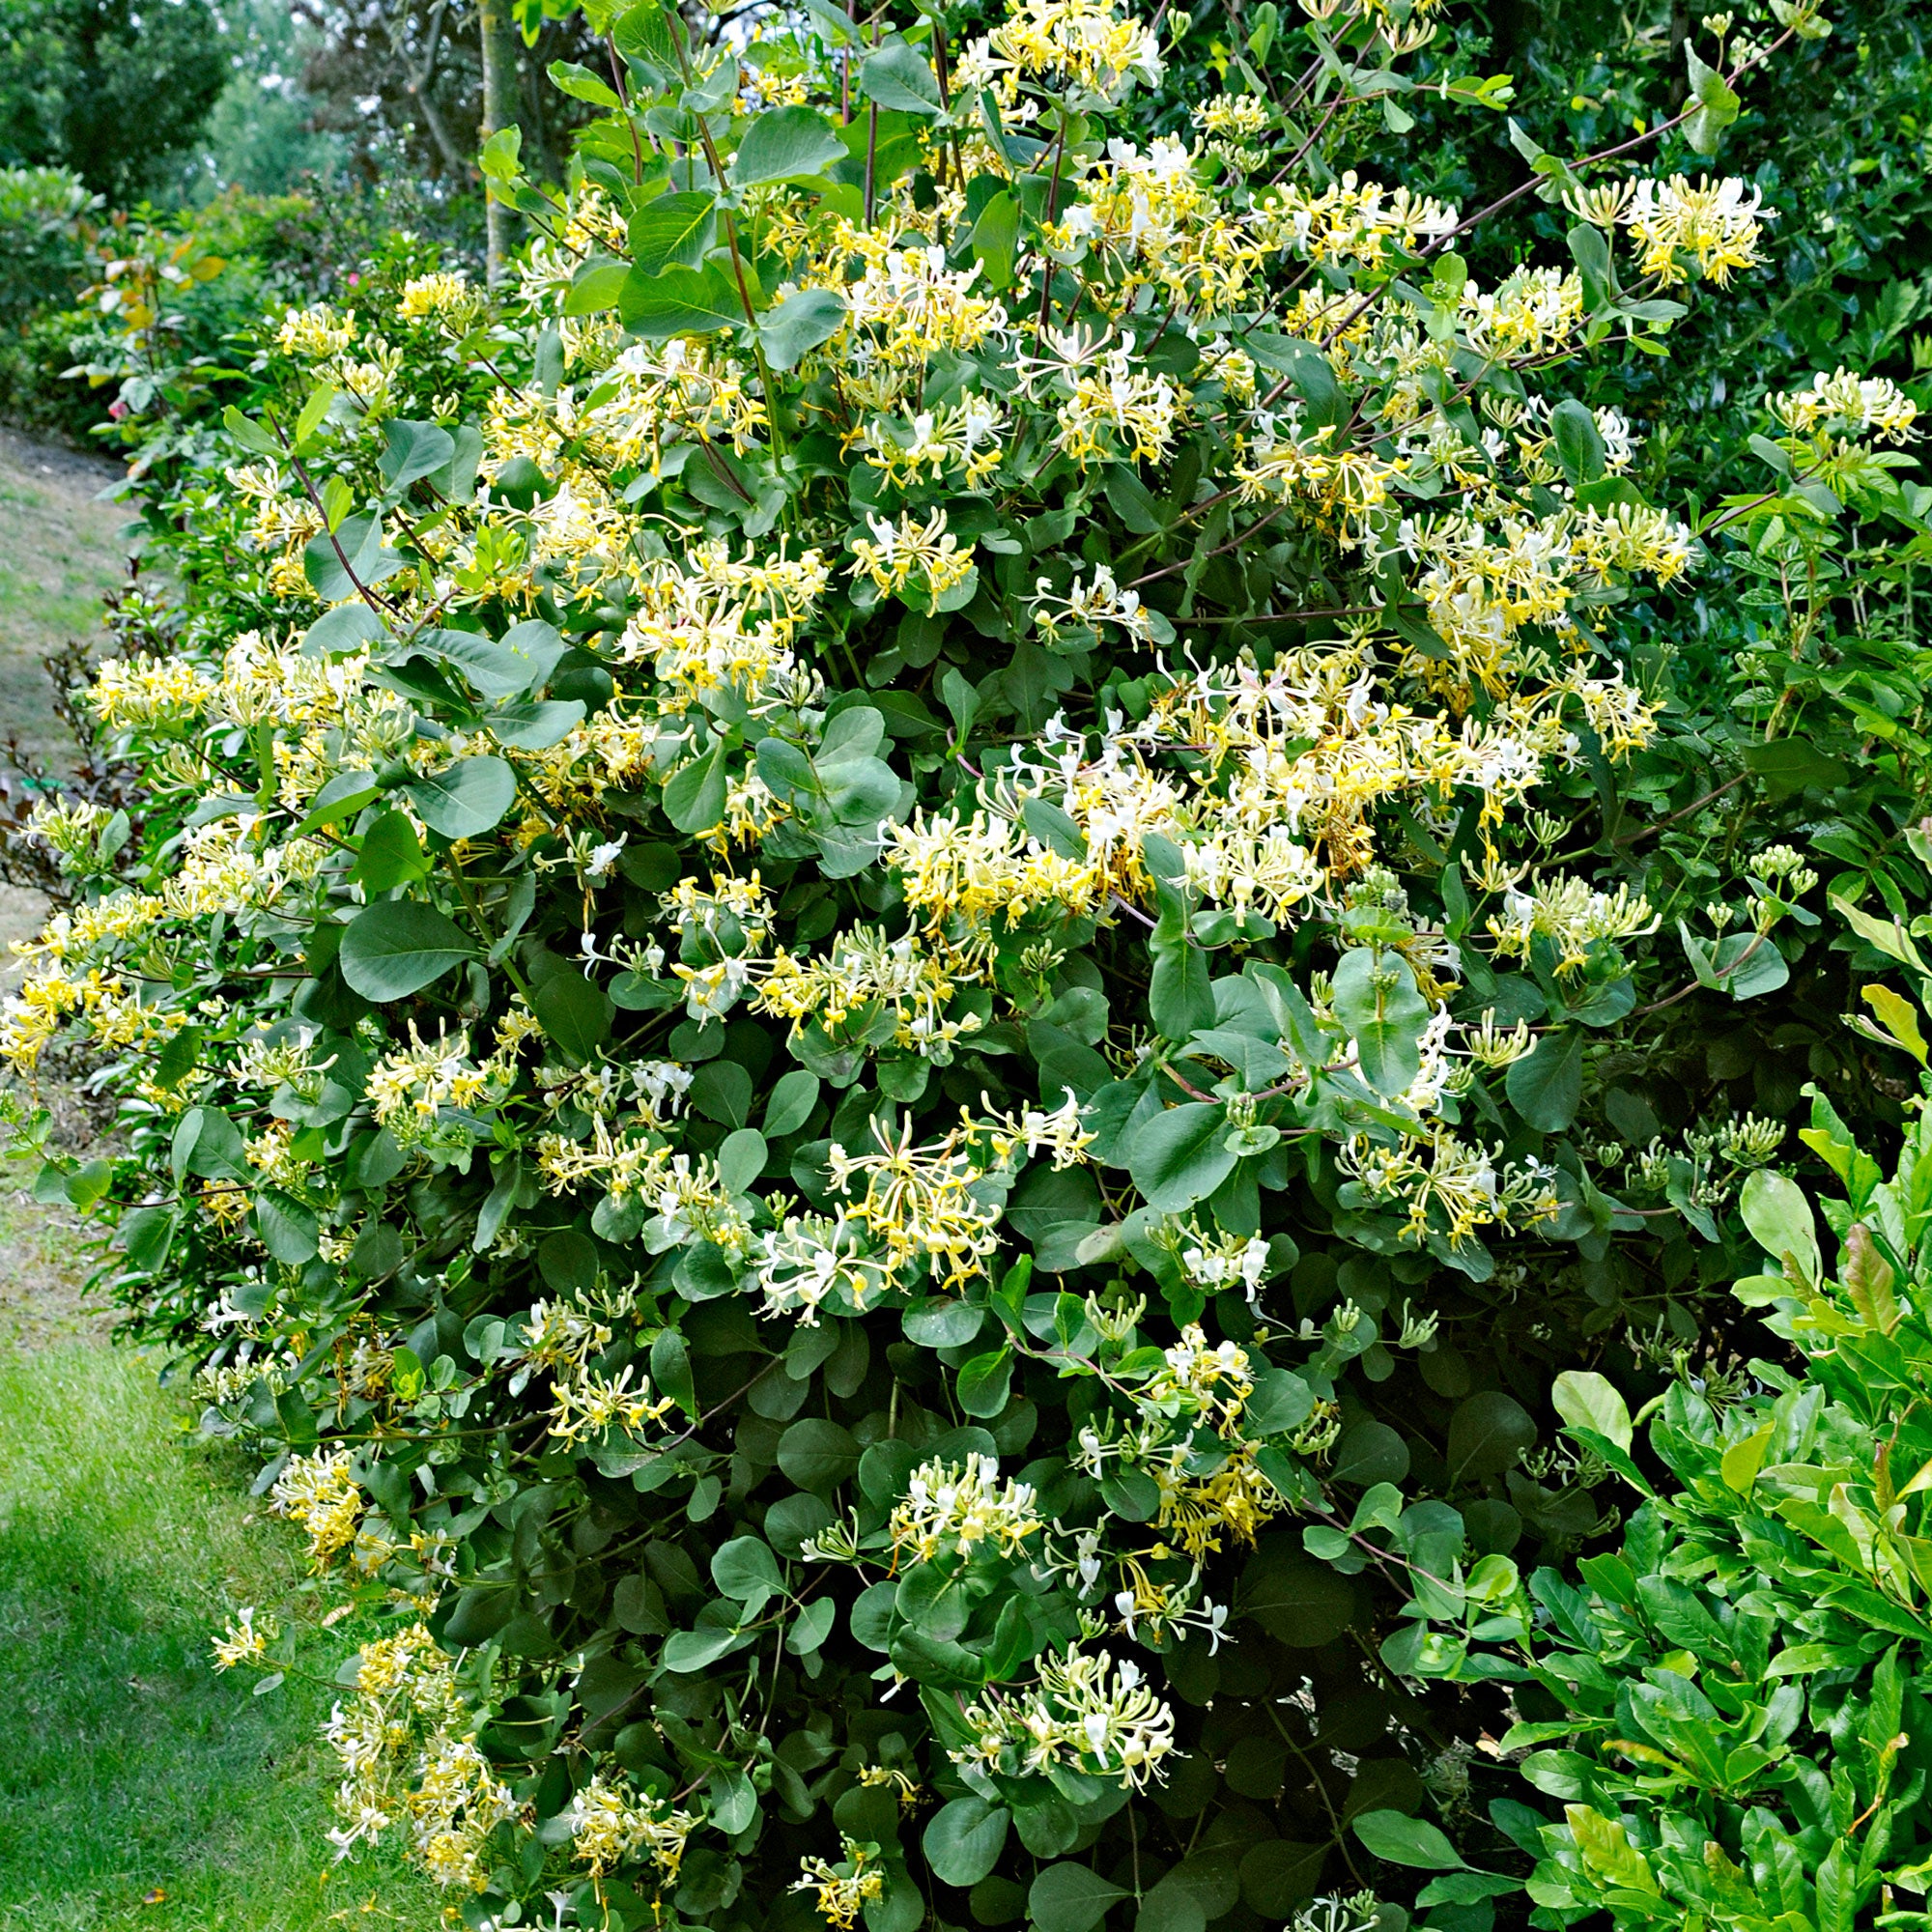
(889, 1453), (1044, 1563)
(956, 1648), (1177, 1789)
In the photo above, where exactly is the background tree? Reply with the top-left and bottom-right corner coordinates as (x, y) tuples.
(292, 0), (600, 201)
(477, 0), (522, 283)
(0, 0), (228, 200)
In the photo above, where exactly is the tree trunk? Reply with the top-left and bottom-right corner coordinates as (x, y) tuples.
(478, 0), (522, 287)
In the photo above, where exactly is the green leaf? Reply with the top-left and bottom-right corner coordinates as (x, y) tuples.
(664, 741), (729, 833)
(690, 1060), (753, 1127)
(618, 262), (745, 338)
(1331, 948), (1431, 1096)
(1028, 1862), (1130, 1932)
(764, 1069), (821, 1137)
(379, 418), (456, 494)
(728, 105), (844, 186)
(303, 513), (409, 604)
(650, 1326), (697, 1417)
(707, 1764), (757, 1832)
(405, 756), (518, 839)
(563, 258), (630, 317)
(1100, 1465), (1160, 1521)
(1713, 928), (1790, 1001)
(663, 1626), (745, 1673)
(613, 0), (681, 81)
(1549, 399), (1606, 485)
(63, 1157), (113, 1210)
(1448, 1391), (1536, 1484)
(254, 1188), (320, 1264)
(711, 1535), (782, 1601)
(339, 900), (474, 1001)
(786, 1595), (837, 1654)
(1127, 1103), (1236, 1213)
(926, 1797), (1010, 1888)
(117, 1206), (176, 1267)
(755, 734), (821, 806)
(532, 967), (614, 1064)
(1150, 938), (1213, 1042)
(548, 56), (621, 105)
(717, 1127), (766, 1195)
(293, 382), (336, 450)
(487, 697), (585, 750)
(1019, 797), (1087, 862)
(759, 288), (847, 369)
(223, 404), (282, 458)
(442, 1583), (516, 1645)
(1551, 1370), (1632, 1452)
(154, 1028), (201, 1092)
(435, 618), (566, 698)
(303, 603), (387, 656)
(971, 189), (1020, 289)
(1740, 1168), (1821, 1285)
(956, 1348), (1013, 1417)
(351, 810), (430, 892)
(1352, 1809), (1466, 1869)
(627, 189), (719, 274)
(1505, 1027), (1583, 1132)
(293, 768), (380, 837)
(1744, 737), (1849, 800)
(1681, 40), (1741, 155)
(861, 38), (942, 115)
(777, 1418), (861, 1491)
(172, 1106), (247, 1183)
(478, 124), (523, 182)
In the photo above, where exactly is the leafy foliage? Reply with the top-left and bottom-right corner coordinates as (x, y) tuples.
(0, 0), (228, 199)
(6, 1), (1932, 1931)
(1395, 936), (1932, 1929)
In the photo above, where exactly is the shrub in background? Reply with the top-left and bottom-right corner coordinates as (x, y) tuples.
(0, 163), (96, 436)
(6, 2), (1930, 1931)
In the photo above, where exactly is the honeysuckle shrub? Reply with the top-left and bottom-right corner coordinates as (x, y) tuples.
(1391, 934), (1932, 1931)
(10, 0), (1930, 1926)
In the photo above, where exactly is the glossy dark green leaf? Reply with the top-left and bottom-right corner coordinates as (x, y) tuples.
(532, 966), (614, 1063)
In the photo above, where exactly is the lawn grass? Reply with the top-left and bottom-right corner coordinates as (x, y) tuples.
(0, 1194), (445, 1931)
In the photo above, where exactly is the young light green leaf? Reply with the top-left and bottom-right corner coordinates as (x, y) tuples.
(1739, 1168), (1821, 1286)
(1551, 1370), (1633, 1452)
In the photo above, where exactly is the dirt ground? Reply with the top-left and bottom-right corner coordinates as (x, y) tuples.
(0, 428), (136, 992)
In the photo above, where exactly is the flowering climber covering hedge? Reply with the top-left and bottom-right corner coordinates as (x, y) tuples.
(10, 0), (1909, 1926)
